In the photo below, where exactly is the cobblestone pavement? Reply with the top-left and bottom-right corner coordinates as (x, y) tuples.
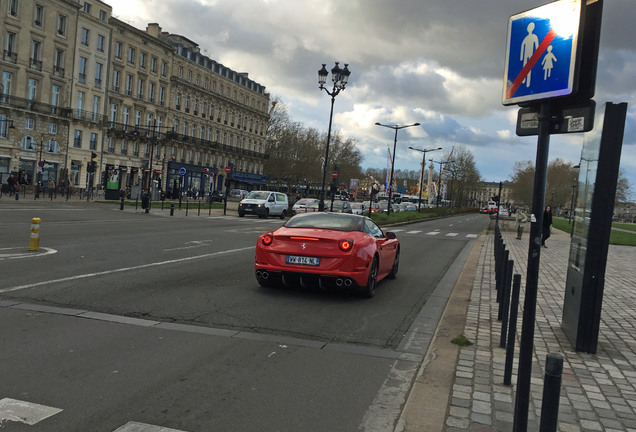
(445, 229), (636, 432)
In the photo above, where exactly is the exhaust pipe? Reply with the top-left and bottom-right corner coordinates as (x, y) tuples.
(344, 278), (352, 287)
(261, 271), (269, 279)
(336, 278), (344, 287)
(255, 270), (262, 278)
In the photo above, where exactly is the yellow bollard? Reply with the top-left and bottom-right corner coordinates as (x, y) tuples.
(29, 217), (41, 251)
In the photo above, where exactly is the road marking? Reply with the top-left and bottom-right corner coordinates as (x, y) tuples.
(406, 230), (421, 234)
(466, 234), (478, 238)
(0, 246), (255, 294)
(390, 229), (404, 232)
(426, 231), (440, 236)
(0, 398), (62, 426)
(446, 233), (459, 237)
(113, 421), (189, 431)
(0, 247), (57, 260)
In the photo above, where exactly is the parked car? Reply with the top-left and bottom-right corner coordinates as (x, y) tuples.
(228, 189), (249, 200)
(291, 198), (320, 215)
(238, 191), (289, 218)
(499, 206), (509, 217)
(326, 200), (352, 213)
(207, 190), (225, 202)
(294, 202), (321, 214)
(254, 213), (400, 297)
(350, 202), (366, 215)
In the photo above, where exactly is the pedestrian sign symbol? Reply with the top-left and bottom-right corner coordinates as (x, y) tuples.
(502, 0), (582, 106)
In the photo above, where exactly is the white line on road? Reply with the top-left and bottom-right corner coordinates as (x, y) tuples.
(0, 247), (57, 260)
(426, 231), (441, 235)
(0, 398), (62, 426)
(446, 233), (459, 237)
(113, 421), (188, 432)
(0, 246), (254, 294)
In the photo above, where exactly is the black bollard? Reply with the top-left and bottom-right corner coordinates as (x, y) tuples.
(120, 197), (124, 210)
(504, 274), (522, 386)
(198, 201), (201, 216)
(170, 203), (174, 216)
(539, 353), (564, 432)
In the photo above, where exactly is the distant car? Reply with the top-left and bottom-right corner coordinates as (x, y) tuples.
(333, 192), (349, 201)
(326, 200), (352, 213)
(238, 191), (289, 219)
(350, 202), (366, 215)
(294, 202), (321, 214)
(499, 206), (509, 217)
(208, 190), (224, 202)
(254, 213), (400, 297)
(480, 207), (489, 214)
(292, 198), (320, 215)
(229, 189), (249, 200)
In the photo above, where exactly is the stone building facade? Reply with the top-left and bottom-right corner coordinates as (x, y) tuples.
(0, 0), (270, 198)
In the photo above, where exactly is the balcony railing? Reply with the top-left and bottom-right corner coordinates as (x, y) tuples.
(30, 58), (43, 71)
(3, 50), (17, 63)
(53, 65), (65, 77)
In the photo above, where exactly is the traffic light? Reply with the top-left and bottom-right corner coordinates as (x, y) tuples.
(204, 168), (209, 179)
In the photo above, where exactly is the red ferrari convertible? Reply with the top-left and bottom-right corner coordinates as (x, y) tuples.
(254, 213), (399, 297)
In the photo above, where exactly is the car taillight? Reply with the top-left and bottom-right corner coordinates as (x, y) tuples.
(339, 239), (353, 252)
(262, 233), (273, 246)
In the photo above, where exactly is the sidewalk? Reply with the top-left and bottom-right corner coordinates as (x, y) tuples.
(403, 227), (636, 431)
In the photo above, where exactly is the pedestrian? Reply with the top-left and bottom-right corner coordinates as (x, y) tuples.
(541, 205), (553, 248)
(514, 209), (528, 240)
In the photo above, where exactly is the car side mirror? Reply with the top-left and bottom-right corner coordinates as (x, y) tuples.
(385, 232), (397, 239)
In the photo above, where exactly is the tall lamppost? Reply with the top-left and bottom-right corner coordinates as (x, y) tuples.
(375, 122), (420, 215)
(409, 146), (442, 212)
(317, 62), (350, 211)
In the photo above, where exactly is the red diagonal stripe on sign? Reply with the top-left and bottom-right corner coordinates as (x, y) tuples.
(505, 27), (558, 100)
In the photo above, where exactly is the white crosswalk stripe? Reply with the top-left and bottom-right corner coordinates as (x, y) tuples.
(113, 421), (189, 432)
(0, 398), (62, 426)
(466, 234), (478, 238)
(446, 233), (459, 237)
(426, 231), (441, 235)
(406, 230), (422, 234)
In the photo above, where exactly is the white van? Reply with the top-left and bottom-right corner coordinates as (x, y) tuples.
(487, 201), (498, 214)
(238, 191), (289, 219)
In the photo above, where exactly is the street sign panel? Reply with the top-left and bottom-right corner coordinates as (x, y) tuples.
(225, 166), (231, 173)
(179, 167), (186, 175)
(516, 99), (595, 136)
(502, 0), (583, 106)
(331, 170), (338, 179)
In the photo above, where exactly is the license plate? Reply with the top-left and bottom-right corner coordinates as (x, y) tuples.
(286, 255), (320, 266)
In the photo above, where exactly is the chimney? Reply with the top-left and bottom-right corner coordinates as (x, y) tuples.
(146, 23), (162, 38)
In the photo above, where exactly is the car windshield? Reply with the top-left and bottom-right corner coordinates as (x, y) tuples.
(285, 213), (363, 231)
(246, 191), (269, 200)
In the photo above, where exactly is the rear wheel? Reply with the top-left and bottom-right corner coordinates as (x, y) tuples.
(387, 248), (399, 279)
(263, 208), (269, 219)
(280, 209), (287, 219)
(361, 256), (378, 298)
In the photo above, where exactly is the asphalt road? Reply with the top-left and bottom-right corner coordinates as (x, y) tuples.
(0, 199), (489, 431)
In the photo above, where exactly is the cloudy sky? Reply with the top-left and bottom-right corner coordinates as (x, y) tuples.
(106, 0), (636, 197)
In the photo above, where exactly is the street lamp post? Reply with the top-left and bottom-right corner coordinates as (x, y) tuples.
(317, 62), (350, 211)
(375, 122), (420, 215)
(408, 146), (442, 212)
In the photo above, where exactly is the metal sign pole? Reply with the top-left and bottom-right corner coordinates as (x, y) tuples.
(513, 100), (551, 432)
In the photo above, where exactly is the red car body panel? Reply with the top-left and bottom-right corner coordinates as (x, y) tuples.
(254, 223), (399, 289)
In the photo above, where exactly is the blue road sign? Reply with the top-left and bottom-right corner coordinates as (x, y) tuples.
(502, 0), (582, 106)
(179, 167), (186, 175)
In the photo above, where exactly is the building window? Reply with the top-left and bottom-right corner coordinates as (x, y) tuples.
(81, 28), (89, 46)
(150, 57), (157, 73)
(137, 78), (144, 100)
(140, 52), (146, 69)
(107, 137), (114, 153)
(125, 74), (133, 96)
(95, 62), (103, 88)
(74, 130), (82, 148)
(83, 2), (91, 13)
(34, 4), (44, 26)
(27, 79), (37, 101)
(89, 133), (97, 150)
(78, 57), (87, 83)
(112, 70), (120, 92)
(8, 0), (18, 16)
(161, 61), (167, 77)
(99, 9), (106, 20)
(159, 86), (165, 106)
(114, 41), (122, 59)
(57, 15), (67, 36)
(54, 49), (64, 76)
(121, 139), (127, 155)
(97, 34), (105, 52)
(127, 47), (135, 64)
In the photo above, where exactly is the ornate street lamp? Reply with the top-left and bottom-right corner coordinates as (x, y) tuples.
(409, 146), (442, 211)
(317, 62), (350, 211)
(375, 122), (420, 215)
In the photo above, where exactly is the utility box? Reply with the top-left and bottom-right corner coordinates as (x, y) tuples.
(562, 102), (627, 353)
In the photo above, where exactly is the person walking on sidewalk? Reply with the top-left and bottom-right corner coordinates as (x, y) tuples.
(515, 209), (528, 239)
(541, 205), (553, 248)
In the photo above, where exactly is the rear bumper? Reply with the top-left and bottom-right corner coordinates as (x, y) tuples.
(254, 267), (366, 289)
